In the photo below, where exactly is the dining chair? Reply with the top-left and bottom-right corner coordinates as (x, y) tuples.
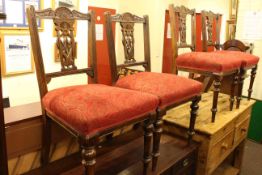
(169, 5), (243, 122)
(222, 39), (259, 104)
(105, 11), (203, 171)
(27, 6), (160, 175)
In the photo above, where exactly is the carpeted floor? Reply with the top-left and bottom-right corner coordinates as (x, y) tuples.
(241, 140), (262, 175)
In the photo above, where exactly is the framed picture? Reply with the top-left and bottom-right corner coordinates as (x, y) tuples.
(0, 32), (34, 76)
(52, 0), (78, 9)
(229, 0), (239, 19)
(226, 20), (236, 40)
(0, 0), (43, 29)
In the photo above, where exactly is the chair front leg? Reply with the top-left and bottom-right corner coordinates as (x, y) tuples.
(143, 119), (153, 175)
(41, 112), (51, 166)
(237, 69), (246, 109)
(80, 138), (97, 175)
(188, 95), (201, 145)
(211, 76), (223, 122)
(248, 65), (257, 100)
(152, 108), (165, 171)
(230, 71), (239, 111)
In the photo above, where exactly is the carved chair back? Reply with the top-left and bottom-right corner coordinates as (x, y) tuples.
(201, 10), (221, 52)
(105, 12), (151, 84)
(222, 39), (248, 52)
(27, 6), (97, 99)
(168, 5), (196, 74)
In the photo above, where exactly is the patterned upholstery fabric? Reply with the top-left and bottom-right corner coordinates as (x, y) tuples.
(115, 72), (202, 108)
(42, 84), (159, 136)
(177, 52), (243, 73)
(214, 50), (260, 67)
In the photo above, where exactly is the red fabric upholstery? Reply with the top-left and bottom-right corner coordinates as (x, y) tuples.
(177, 52), (242, 73)
(115, 72), (202, 108)
(42, 84), (158, 136)
(214, 50), (259, 67)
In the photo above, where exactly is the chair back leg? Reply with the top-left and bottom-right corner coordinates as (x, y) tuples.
(230, 71), (239, 111)
(248, 66), (257, 100)
(237, 69), (246, 108)
(211, 76), (223, 122)
(41, 113), (52, 166)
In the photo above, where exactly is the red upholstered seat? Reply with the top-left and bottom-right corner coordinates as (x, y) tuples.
(177, 52), (242, 73)
(42, 84), (159, 136)
(213, 50), (260, 67)
(115, 72), (202, 108)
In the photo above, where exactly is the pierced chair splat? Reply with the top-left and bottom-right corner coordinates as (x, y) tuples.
(169, 5), (243, 122)
(27, 6), (159, 175)
(104, 11), (202, 171)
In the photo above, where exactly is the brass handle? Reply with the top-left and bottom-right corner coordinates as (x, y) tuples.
(183, 159), (189, 167)
(221, 143), (228, 150)
(241, 128), (247, 133)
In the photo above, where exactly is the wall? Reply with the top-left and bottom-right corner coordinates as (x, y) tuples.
(236, 0), (262, 100)
(2, 0), (89, 106)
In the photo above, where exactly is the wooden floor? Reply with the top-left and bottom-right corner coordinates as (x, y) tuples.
(62, 133), (198, 175)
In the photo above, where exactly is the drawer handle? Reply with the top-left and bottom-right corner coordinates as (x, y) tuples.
(221, 143), (229, 150)
(241, 128), (247, 133)
(183, 159), (189, 167)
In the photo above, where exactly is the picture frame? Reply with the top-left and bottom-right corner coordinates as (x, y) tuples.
(226, 20), (236, 40)
(0, 32), (34, 76)
(229, 0), (239, 19)
(0, 0), (44, 30)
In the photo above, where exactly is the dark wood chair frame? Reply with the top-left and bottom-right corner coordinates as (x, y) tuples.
(0, 12), (9, 175)
(104, 11), (201, 171)
(222, 39), (258, 103)
(27, 6), (156, 175)
(169, 5), (239, 123)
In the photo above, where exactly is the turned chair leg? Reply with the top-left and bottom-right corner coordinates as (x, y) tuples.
(237, 69), (246, 109)
(230, 71), (238, 111)
(41, 113), (51, 166)
(211, 76), (222, 122)
(248, 66), (257, 100)
(80, 139), (96, 175)
(152, 109), (164, 171)
(143, 119), (153, 175)
(188, 96), (201, 145)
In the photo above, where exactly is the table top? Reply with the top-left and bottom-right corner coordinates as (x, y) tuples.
(164, 92), (255, 135)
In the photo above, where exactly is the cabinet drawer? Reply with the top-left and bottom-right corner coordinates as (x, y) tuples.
(234, 118), (250, 145)
(208, 130), (234, 174)
(163, 151), (197, 175)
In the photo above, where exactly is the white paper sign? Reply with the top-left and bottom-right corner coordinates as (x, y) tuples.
(4, 35), (32, 73)
(96, 24), (103, 41)
(167, 23), (171, 39)
(5, 0), (23, 24)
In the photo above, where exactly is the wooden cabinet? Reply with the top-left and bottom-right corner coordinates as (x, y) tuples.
(163, 92), (255, 175)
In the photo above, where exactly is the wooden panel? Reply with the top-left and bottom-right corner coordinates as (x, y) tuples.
(88, 7), (116, 85)
(234, 118), (250, 145)
(207, 130), (234, 174)
(162, 10), (173, 74)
